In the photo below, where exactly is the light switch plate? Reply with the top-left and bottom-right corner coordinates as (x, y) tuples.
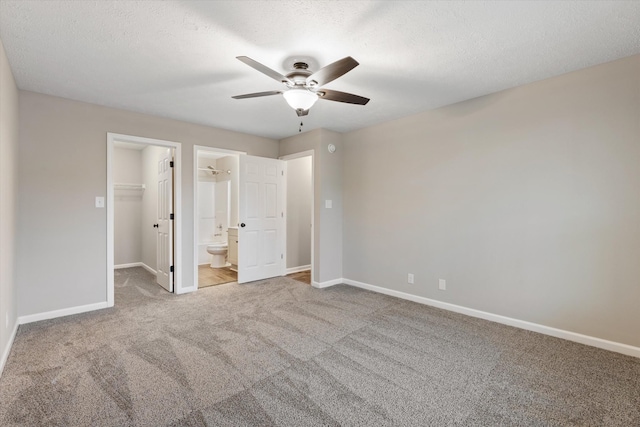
(95, 197), (105, 208)
(325, 200), (332, 209)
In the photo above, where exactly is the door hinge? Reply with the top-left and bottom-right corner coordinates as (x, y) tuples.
(170, 161), (174, 168)
(281, 170), (284, 176)
(170, 266), (174, 273)
(281, 212), (284, 218)
(170, 213), (174, 220)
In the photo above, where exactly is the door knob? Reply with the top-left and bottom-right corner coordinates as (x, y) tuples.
(240, 223), (246, 228)
(153, 224), (159, 228)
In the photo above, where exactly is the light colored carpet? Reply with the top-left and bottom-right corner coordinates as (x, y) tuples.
(1, 267), (638, 426)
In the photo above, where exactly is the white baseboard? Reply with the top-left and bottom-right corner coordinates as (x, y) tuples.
(140, 263), (156, 275)
(312, 278), (343, 289)
(0, 321), (19, 377)
(286, 265), (311, 275)
(114, 262), (141, 269)
(115, 262), (156, 275)
(177, 286), (197, 295)
(18, 301), (109, 325)
(342, 278), (640, 359)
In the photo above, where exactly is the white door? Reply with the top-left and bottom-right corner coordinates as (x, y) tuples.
(156, 148), (174, 292)
(238, 155), (285, 283)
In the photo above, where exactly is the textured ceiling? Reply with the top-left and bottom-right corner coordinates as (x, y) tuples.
(1, 1), (639, 140)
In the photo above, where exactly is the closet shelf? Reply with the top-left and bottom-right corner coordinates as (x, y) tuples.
(114, 183), (146, 191)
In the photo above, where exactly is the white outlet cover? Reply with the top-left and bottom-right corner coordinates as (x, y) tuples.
(439, 279), (446, 290)
(325, 200), (332, 209)
(95, 196), (105, 208)
(408, 273), (414, 284)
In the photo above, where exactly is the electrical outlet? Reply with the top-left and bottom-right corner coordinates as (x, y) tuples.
(408, 273), (414, 284)
(439, 279), (446, 291)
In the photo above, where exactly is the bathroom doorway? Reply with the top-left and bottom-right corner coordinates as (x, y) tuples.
(107, 133), (183, 306)
(194, 146), (244, 288)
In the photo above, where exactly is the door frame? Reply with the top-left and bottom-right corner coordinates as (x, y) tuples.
(279, 150), (315, 284)
(193, 145), (246, 289)
(106, 133), (183, 306)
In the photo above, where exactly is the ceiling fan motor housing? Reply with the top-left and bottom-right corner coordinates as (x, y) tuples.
(286, 62), (313, 87)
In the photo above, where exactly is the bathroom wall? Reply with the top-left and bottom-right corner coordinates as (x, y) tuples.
(286, 156), (312, 270)
(113, 146), (143, 266)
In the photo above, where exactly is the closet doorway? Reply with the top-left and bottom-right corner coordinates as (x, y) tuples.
(106, 133), (183, 306)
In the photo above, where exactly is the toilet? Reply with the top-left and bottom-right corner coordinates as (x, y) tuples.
(206, 242), (228, 268)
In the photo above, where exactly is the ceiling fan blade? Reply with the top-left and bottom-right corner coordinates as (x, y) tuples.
(232, 90), (282, 99)
(296, 109), (309, 117)
(318, 89), (369, 105)
(306, 56), (359, 87)
(236, 56), (293, 85)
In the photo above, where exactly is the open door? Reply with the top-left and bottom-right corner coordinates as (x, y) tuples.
(238, 155), (285, 283)
(156, 148), (174, 292)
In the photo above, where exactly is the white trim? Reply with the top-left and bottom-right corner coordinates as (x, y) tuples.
(312, 278), (342, 289)
(140, 263), (156, 275)
(279, 150), (315, 161)
(17, 302), (109, 325)
(114, 262), (142, 269)
(342, 278), (640, 359)
(107, 133), (183, 302)
(179, 286), (197, 294)
(280, 150), (315, 284)
(193, 145), (246, 291)
(286, 265), (311, 274)
(115, 262), (157, 275)
(0, 321), (19, 377)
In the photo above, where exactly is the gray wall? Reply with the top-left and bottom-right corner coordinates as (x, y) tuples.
(286, 156), (312, 269)
(342, 54), (640, 347)
(280, 129), (343, 284)
(113, 147), (143, 266)
(0, 39), (19, 370)
(17, 91), (279, 317)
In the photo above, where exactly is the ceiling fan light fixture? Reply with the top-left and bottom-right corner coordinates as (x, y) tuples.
(283, 89), (318, 111)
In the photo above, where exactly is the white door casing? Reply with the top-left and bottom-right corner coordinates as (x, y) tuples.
(156, 148), (173, 292)
(238, 155), (285, 283)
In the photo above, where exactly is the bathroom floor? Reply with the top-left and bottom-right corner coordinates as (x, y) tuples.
(198, 265), (237, 288)
(286, 270), (311, 285)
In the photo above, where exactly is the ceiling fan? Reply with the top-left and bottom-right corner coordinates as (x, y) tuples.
(232, 56), (370, 117)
